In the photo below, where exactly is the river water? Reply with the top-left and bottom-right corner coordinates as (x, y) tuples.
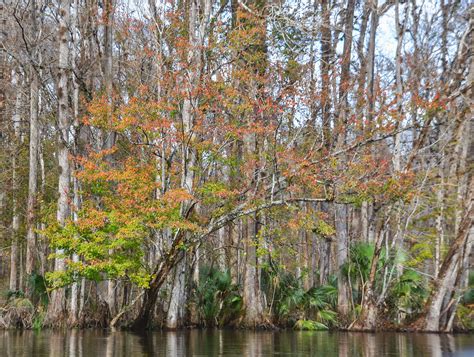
(1, 329), (473, 356)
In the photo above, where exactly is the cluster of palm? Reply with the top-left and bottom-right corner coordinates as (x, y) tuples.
(262, 263), (338, 330)
(193, 243), (474, 329)
(193, 267), (243, 327)
(344, 243), (428, 324)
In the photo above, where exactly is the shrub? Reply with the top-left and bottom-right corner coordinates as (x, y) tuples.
(193, 267), (242, 326)
(294, 319), (328, 331)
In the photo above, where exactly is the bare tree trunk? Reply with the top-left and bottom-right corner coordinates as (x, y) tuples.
(366, 0), (379, 122)
(393, 0), (407, 174)
(445, 224), (473, 332)
(335, 0), (356, 323)
(9, 69), (22, 292)
(435, 165), (445, 278)
(392, 0), (408, 299)
(166, 97), (194, 330)
(360, 0), (381, 246)
(230, 222), (240, 285)
(25, 0), (40, 295)
(38, 140), (47, 276)
(0, 8), (5, 222)
(440, 0), (449, 76)
(69, 0), (81, 324)
(319, 236), (331, 285)
(336, 204), (350, 319)
(9, 154), (20, 291)
(38, 136), (49, 277)
(295, 230), (303, 281)
(414, 194), (472, 331)
(415, 23), (473, 328)
(166, 0), (211, 329)
(166, 254), (187, 329)
(242, 214), (264, 326)
(70, 175), (80, 324)
(217, 226), (227, 271)
(361, 202), (369, 243)
(217, 149), (230, 271)
(356, 0), (370, 110)
(46, 0), (71, 325)
(102, 0), (117, 317)
(438, 13), (473, 330)
(26, 64), (39, 295)
(320, 0), (332, 148)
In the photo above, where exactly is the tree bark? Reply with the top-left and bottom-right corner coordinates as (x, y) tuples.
(336, 204), (350, 320)
(25, 72), (39, 292)
(166, 254), (187, 328)
(69, 0), (81, 324)
(9, 69), (22, 292)
(25, 0), (39, 294)
(335, 0), (356, 323)
(102, 0), (117, 317)
(320, 0), (332, 149)
(242, 214), (264, 326)
(45, 0), (71, 325)
(366, 0), (379, 122)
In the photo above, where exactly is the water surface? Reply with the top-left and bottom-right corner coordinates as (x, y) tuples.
(1, 329), (473, 356)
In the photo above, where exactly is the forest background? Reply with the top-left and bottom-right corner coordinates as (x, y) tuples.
(0, 0), (472, 332)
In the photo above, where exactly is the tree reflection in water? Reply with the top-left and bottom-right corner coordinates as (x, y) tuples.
(0, 330), (472, 356)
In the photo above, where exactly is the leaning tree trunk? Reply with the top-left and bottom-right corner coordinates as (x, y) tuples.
(128, 232), (188, 330)
(415, 10), (473, 331)
(413, 195), (472, 331)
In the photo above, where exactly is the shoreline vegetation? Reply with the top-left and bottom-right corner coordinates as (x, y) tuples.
(0, 0), (473, 333)
(1, 259), (473, 332)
